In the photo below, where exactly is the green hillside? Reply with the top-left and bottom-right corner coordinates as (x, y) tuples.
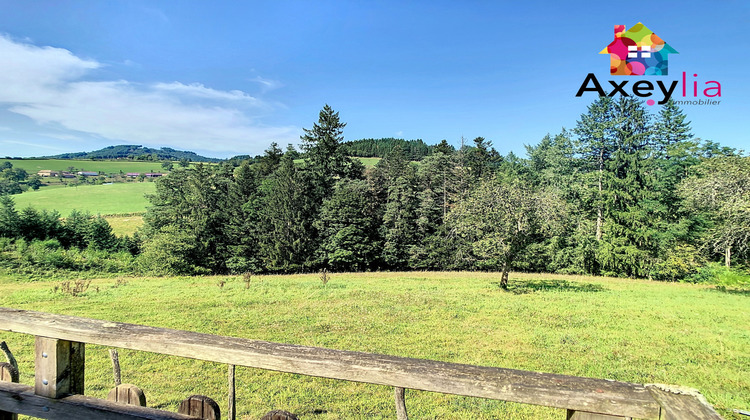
(0, 159), (168, 175)
(43, 144), (222, 162)
(11, 182), (155, 216)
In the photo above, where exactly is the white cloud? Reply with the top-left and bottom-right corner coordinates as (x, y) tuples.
(250, 76), (283, 92)
(153, 82), (262, 103)
(1, 139), (67, 151)
(0, 35), (298, 155)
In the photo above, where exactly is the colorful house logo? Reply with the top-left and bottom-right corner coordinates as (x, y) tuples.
(599, 23), (677, 76)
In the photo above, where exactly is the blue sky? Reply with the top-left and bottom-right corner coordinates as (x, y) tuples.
(0, 0), (748, 159)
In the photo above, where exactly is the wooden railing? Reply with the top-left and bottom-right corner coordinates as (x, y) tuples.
(0, 307), (723, 419)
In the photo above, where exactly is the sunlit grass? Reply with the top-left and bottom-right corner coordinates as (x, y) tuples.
(11, 182), (155, 217)
(0, 271), (747, 419)
(103, 215), (144, 236)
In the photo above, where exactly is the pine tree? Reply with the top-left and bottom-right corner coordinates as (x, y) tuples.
(301, 104), (363, 200)
(315, 179), (380, 271)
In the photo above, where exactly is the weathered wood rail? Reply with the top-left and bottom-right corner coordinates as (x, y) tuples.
(0, 307), (723, 419)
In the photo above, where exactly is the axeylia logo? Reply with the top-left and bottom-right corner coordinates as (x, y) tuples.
(576, 22), (721, 106)
(600, 22), (677, 75)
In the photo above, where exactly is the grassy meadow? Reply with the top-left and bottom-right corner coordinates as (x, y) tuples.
(11, 182), (155, 217)
(0, 272), (747, 419)
(1, 158), (169, 174)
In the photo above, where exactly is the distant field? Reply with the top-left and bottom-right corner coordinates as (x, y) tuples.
(103, 215), (144, 236)
(0, 272), (746, 419)
(357, 157), (381, 166)
(0, 158), (168, 174)
(11, 182), (155, 216)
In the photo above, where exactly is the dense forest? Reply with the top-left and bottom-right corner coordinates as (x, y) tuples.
(1, 99), (748, 285)
(342, 138), (434, 160)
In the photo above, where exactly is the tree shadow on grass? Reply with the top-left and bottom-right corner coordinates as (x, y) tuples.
(712, 285), (750, 296)
(492, 279), (607, 295)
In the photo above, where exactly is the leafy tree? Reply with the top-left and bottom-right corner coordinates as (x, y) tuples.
(679, 156), (750, 267)
(161, 161), (174, 171)
(0, 180), (23, 196)
(315, 179), (380, 271)
(448, 177), (565, 288)
(142, 164), (233, 273)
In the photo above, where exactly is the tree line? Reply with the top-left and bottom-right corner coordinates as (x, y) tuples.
(342, 138), (434, 160)
(137, 100), (747, 282)
(0, 100), (747, 283)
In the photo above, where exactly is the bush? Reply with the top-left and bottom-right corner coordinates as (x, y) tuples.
(650, 245), (704, 282)
(689, 262), (750, 288)
(137, 226), (208, 275)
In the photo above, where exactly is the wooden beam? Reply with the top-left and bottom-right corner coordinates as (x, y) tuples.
(0, 307), (661, 419)
(34, 337), (85, 398)
(646, 385), (723, 420)
(0, 382), (200, 420)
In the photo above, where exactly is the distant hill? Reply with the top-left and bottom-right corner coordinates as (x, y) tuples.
(43, 145), (222, 162)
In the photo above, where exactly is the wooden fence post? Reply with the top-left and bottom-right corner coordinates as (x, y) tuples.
(107, 383), (147, 407)
(179, 395), (220, 420)
(566, 410), (628, 419)
(394, 387), (408, 420)
(34, 337), (85, 398)
(228, 365), (236, 420)
(110, 348), (122, 387)
(0, 362), (19, 420)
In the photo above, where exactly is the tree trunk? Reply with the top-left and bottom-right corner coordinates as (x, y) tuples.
(500, 260), (509, 289)
(596, 155), (603, 242)
(725, 245), (731, 268)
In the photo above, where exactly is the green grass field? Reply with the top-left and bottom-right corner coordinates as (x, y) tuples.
(1, 158), (169, 174)
(103, 215), (145, 236)
(0, 272), (746, 419)
(11, 182), (155, 217)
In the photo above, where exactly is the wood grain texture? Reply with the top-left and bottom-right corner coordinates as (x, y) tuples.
(0, 307), (661, 419)
(0, 364), (18, 384)
(178, 395), (219, 420)
(0, 363), (18, 420)
(107, 384), (147, 407)
(567, 409), (630, 419)
(647, 385), (723, 420)
(34, 337), (85, 398)
(0, 382), (200, 420)
(394, 387), (408, 420)
(227, 365), (235, 420)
